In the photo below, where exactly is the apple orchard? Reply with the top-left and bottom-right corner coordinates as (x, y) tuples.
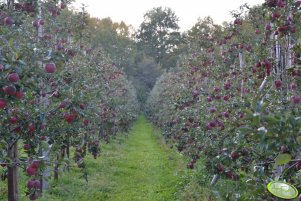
(1, 0), (301, 200)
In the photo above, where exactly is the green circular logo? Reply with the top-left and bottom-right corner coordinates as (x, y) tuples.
(267, 181), (298, 199)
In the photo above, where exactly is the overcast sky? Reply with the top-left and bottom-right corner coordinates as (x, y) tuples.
(72, 0), (264, 31)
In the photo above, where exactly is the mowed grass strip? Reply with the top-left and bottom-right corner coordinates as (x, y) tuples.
(39, 115), (186, 201)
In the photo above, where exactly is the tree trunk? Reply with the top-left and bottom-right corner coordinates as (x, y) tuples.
(8, 142), (18, 201)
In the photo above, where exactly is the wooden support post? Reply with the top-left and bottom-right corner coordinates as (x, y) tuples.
(54, 154), (59, 180)
(7, 142), (18, 201)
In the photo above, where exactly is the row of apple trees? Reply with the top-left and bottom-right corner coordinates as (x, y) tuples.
(146, 0), (301, 200)
(0, 0), (138, 200)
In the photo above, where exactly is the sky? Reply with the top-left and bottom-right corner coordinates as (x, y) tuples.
(72, 0), (264, 31)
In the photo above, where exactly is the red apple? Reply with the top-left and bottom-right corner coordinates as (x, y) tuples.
(224, 111), (230, 118)
(265, 23), (272, 31)
(274, 80), (282, 89)
(26, 166), (36, 176)
(223, 95), (230, 101)
(209, 107), (216, 113)
(209, 120), (216, 128)
(4, 16), (13, 26)
(9, 116), (18, 124)
(292, 95), (301, 104)
(32, 19), (40, 28)
(28, 123), (35, 133)
(44, 63), (56, 73)
(31, 160), (40, 169)
(33, 180), (40, 189)
(27, 180), (35, 189)
(3, 85), (16, 96)
(64, 113), (75, 123)
(39, 19), (44, 25)
(231, 151), (239, 160)
(80, 103), (86, 109)
(0, 99), (7, 109)
(7, 73), (20, 82)
(15, 91), (25, 99)
(83, 119), (89, 126)
(59, 101), (67, 109)
(23, 144), (31, 150)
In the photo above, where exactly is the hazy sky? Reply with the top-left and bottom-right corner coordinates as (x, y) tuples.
(73, 0), (264, 31)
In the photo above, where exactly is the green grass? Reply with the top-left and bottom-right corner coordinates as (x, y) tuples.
(1, 115), (192, 201)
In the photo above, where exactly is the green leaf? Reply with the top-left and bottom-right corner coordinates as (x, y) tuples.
(9, 37), (14, 47)
(239, 126), (253, 134)
(275, 154), (292, 166)
(297, 136), (301, 145)
(265, 115), (279, 124)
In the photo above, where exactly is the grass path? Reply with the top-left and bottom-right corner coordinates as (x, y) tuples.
(41, 115), (187, 201)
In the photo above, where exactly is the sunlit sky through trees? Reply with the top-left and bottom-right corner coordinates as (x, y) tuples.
(73, 0), (264, 31)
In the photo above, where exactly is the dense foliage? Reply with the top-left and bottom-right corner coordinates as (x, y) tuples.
(146, 1), (301, 200)
(0, 0), (138, 200)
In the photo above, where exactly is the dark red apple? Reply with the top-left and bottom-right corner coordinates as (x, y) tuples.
(274, 80), (282, 89)
(292, 95), (301, 104)
(80, 103), (86, 110)
(0, 99), (7, 109)
(44, 63), (56, 73)
(207, 96), (213, 102)
(231, 151), (239, 160)
(209, 120), (216, 128)
(39, 19), (44, 25)
(3, 85), (16, 96)
(59, 101), (67, 109)
(26, 166), (36, 176)
(83, 119), (89, 126)
(223, 95), (230, 101)
(7, 73), (20, 82)
(64, 113), (75, 123)
(9, 116), (18, 124)
(224, 111), (230, 118)
(27, 180), (35, 189)
(23, 144), (31, 150)
(32, 19), (40, 28)
(4, 16), (13, 26)
(33, 180), (40, 189)
(209, 107), (216, 113)
(28, 123), (35, 133)
(31, 160), (40, 169)
(15, 91), (25, 99)
(265, 23), (272, 31)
